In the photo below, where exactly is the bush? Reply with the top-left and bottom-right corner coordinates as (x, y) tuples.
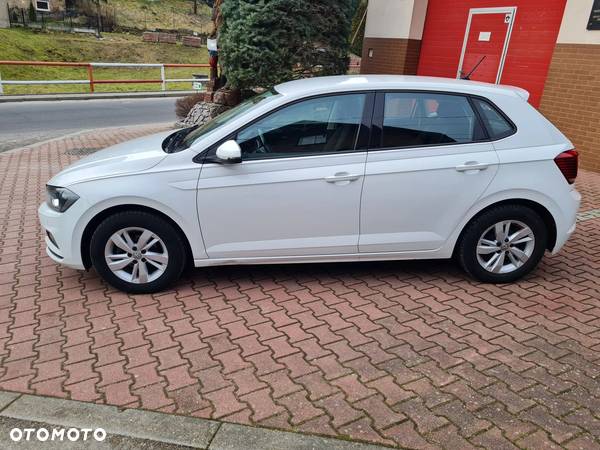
(175, 93), (205, 119)
(219, 0), (358, 90)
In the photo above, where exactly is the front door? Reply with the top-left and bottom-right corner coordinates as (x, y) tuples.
(457, 7), (516, 83)
(197, 93), (370, 259)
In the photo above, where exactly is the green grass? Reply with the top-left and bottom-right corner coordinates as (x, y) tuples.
(111, 0), (212, 32)
(0, 28), (209, 94)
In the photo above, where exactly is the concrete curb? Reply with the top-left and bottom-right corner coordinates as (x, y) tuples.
(0, 91), (197, 103)
(0, 391), (391, 450)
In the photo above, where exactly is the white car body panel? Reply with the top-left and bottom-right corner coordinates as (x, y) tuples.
(359, 142), (499, 252)
(197, 152), (366, 258)
(38, 75), (580, 276)
(48, 131), (172, 187)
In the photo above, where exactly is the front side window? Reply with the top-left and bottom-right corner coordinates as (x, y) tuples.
(236, 93), (366, 159)
(380, 92), (485, 149)
(176, 88), (281, 151)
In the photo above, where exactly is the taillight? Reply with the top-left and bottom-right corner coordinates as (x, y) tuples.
(554, 149), (578, 184)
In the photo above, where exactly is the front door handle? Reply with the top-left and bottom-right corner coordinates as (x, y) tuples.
(455, 162), (491, 172)
(324, 172), (361, 183)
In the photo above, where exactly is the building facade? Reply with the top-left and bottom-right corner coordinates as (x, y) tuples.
(8, 0), (69, 12)
(361, 0), (600, 172)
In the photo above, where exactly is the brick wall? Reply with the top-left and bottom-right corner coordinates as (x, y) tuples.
(142, 32), (159, 43)
(360, 37), (421, 75)
(182, 36), (204, 48)
(158, 32), (177, 44)
(142, 32), (177, 44)
(539, 44), (600, 172)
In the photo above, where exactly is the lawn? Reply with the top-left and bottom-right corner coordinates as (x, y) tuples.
(111, 0), (212, 32)
(0, 28), (209, 94)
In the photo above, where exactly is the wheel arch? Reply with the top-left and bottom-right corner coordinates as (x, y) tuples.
(80, 204), (194, 270)
(452, 198), (557, 257)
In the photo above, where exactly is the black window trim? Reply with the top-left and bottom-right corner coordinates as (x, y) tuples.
(368, 89), (517, 152)
(194, 90), (376, 164)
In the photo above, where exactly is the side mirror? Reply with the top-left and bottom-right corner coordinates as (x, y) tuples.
(215, 140), (242, 164)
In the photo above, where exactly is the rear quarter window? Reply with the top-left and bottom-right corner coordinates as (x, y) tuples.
(472, 98), (515, 140)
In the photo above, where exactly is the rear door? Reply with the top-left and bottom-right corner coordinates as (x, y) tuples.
(359, 91), (499, 253)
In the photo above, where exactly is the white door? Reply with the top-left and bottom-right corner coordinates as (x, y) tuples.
(359, 91), (500, 253)
(197, 93), (370, 259)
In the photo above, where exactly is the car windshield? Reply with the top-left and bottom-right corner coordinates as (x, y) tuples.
(162, 88), (281, 153)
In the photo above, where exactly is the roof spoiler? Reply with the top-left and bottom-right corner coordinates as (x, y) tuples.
(501, 85), (530, 101)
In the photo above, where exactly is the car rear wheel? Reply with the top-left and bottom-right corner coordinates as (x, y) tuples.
(457, 204), (547, 283)
(90, 211), (186, 294)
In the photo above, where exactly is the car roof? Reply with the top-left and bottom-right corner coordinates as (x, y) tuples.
(274, 75), (529, 101)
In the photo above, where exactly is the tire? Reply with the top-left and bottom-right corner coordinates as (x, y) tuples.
(457, 204), (548, 283)
(90, 211), (187, 294)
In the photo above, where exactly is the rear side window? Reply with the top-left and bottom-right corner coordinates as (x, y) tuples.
(380, 92), (485, 149)
(472, 98), (515, 139)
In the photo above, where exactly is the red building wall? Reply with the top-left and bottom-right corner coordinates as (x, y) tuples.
(417, 0), (567, 106)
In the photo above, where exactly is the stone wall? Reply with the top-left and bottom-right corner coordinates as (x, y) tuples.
(176, 101), (231, 128)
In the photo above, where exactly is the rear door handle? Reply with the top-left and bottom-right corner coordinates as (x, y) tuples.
(455, 162), (491, 172)
(324, 172), (361, 183)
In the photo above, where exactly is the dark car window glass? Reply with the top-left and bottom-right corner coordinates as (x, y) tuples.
(236, 93), (366, 160)
(472, 98), (514, 139)
(177, 88), (280, 151)
(381, 92), (485, 148)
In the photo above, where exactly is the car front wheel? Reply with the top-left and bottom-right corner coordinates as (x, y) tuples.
(457, 204), (548, 283)
(90, 211), (186, 294)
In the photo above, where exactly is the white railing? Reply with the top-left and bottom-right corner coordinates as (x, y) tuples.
(0, 60), (211, 95)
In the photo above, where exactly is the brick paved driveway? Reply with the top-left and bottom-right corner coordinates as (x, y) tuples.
(1, 126), (600, 449)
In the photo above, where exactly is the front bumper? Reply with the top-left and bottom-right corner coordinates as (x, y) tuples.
(38, 201), (86, 270)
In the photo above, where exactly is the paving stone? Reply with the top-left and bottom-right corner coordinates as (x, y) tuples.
(1, 127), (600, 449)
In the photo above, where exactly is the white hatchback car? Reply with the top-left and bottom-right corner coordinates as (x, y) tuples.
(39, 75), (580, 293)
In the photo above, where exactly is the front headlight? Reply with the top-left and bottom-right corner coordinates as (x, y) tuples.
(46, 185), (79, 212)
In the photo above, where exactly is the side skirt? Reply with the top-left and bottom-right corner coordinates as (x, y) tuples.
(193, 249), (451, 268)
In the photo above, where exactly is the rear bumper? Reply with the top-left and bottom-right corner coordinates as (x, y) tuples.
(551, 188), (581, 254)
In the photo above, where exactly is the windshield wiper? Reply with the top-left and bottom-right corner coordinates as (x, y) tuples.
(162, 126), (198, 153)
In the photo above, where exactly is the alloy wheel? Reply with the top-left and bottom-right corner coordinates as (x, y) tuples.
(104, 227), (169, 284)
(476, 220), (535, 274)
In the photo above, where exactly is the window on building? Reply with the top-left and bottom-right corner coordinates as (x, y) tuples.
(380, 92), (485, 148)
(35, 0), (50, 12)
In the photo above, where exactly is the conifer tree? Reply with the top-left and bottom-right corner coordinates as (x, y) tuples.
(219, 0), (358, 90)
